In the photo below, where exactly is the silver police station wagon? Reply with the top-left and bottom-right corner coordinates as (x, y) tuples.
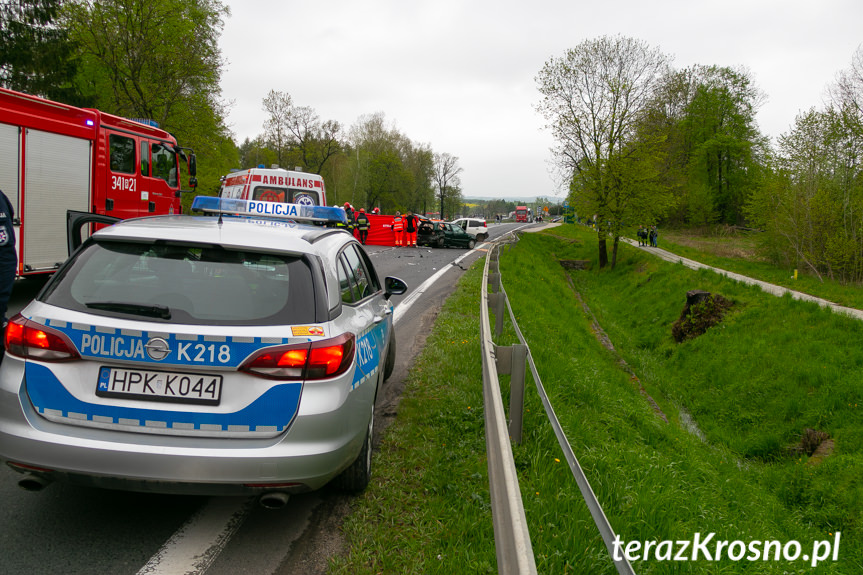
(0, 197), (406, 503)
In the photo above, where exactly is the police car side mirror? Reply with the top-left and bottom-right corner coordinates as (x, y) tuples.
(384, 276), (408, 299)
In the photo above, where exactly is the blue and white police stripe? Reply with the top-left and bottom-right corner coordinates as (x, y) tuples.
(26, 363), (301, 438)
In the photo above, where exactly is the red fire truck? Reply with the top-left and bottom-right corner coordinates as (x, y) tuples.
(0, 87), (197, 276)
(515, 206), (530, 222)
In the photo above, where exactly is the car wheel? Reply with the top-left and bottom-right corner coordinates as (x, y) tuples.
(333, 406), (374, 493)
(436, 236), (445, 248)
(383, 335), (396, 381)
(468, 239), (476, 249)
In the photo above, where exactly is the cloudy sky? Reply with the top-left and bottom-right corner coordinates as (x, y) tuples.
(219, 0), (862, 200)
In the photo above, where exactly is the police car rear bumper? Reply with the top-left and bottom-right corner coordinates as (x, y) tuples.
(0, 364), (375, 495)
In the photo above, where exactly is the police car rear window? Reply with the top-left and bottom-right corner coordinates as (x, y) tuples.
(41, 241), (317, 326)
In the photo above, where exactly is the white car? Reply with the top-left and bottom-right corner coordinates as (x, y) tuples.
(450, 217), (488, 242)
(0, 197), (406, 504)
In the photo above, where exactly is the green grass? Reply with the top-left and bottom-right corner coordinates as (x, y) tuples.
(330, 269), (496, 574)
(332, 225), (862, 574)
(644, 227), (863, 310)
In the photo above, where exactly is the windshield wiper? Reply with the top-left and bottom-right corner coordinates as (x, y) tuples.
(85, 301), (171, 320)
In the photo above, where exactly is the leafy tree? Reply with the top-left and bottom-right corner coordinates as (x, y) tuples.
(262, 90), (343, 175)
(536, 35), (671, 268)
(0, 0), (86, 104)
(748, 47), (863, 284)
(432, 152), (463, 220)
(397, 137), (434, 214)
(345, 113), (435, 213)
(678, 66), (767, 225)
(748, 106), (863, 283)
(830, 45), (863, 132)
(284, 106), (342, 175)
(365, 149), (413, 210)
(262, 89), (294, 167)
(67, 0), (234, 195)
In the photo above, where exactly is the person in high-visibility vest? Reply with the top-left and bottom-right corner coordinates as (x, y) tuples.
(392, 211), (404, 246)
(355, 208), (370, 245)
(405, 211), (417, 247)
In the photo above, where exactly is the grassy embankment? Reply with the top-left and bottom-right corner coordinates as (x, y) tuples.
(653, 227), (863, 310)
(330, 224), (862, 574)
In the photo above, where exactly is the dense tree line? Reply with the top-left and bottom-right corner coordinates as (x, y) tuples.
(538, 35), (863, 281)
(247, 94), (461, 217)
(747, 47), (863, 283)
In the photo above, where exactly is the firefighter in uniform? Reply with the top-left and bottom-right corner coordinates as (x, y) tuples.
(343, 202), (355, 234)
(355, 208), (370, 245)
(392, 211), (404, 246)
(0, 190), (17, 362)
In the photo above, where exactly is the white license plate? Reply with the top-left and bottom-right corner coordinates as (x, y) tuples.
(96, 366), (222, 405)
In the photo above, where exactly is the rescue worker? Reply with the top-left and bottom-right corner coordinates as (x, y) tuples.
(372, 207), (380, 215)
(355, 208), (370, 245)
(405, 211), (417, 247)
(0, 189), (17, 363)
(343, 202), (355, 233)
(392, 211), (404, 246)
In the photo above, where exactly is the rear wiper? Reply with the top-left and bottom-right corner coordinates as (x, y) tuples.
(85, 301), (171, 320)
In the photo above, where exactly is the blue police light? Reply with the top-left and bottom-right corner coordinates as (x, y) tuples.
(85, 119), (94, 127)
(191, 196), (348, 225)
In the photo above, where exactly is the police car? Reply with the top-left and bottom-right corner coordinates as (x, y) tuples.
(0, 197), (406, 500)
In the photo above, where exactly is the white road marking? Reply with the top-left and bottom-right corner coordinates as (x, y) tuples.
(136, 497), (255, 575)
(393, 249), (475, 325)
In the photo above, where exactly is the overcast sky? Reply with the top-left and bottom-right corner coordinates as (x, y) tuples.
(219, 0), (862, 200)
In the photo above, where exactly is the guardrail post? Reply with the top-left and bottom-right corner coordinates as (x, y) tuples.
(487, 292), (505, 337)
(494, 344), (528, 444)
(508, 344), (527, 444)
(495, 292), (505, 336)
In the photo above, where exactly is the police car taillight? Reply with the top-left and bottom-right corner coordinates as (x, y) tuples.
(240, 333), (355, 380)
(5, 315), (81, 362)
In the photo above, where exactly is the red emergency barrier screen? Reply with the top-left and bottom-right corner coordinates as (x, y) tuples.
(360, 214), (397, 246)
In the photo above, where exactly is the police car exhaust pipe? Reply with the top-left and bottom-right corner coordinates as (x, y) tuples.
(259, 492), (290, 509)
(18, 474), (52, 492)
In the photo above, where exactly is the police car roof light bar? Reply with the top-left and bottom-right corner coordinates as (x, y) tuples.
(191, 196), (348, 225)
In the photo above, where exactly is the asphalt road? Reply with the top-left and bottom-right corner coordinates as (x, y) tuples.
(0, 221), (530, 575)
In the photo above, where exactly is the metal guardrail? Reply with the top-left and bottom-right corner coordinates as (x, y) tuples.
(480, 241), (537, 575)
(480, 236), (636, 575)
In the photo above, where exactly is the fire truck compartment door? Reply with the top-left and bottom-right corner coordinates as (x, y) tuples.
(24, 129), (91, 271)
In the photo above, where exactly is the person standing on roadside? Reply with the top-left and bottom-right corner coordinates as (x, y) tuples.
(405, 211), (417, 247)
(0, 189), (17, 359)
(343, 202), (355, 235)
(649, 225), (658, 247)
(355, 208), (370, 245)
(392, 211), (404, 246)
